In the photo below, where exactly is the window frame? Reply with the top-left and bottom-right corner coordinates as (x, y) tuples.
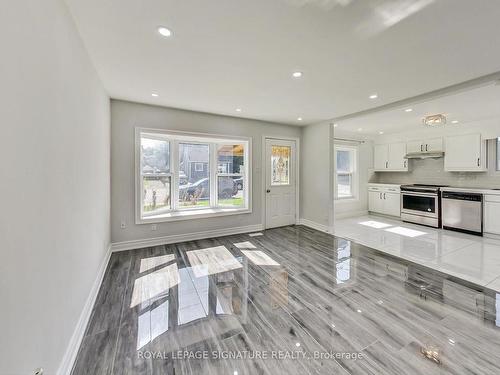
(334, 144), (359, 201)
(497, 137), (500, 172)
(135, 128), (252, 224)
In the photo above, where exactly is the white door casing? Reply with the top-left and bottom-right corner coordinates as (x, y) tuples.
(265, 138), (296, 229)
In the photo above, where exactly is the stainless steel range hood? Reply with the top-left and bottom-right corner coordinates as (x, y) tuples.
(404, 151), (445, 159)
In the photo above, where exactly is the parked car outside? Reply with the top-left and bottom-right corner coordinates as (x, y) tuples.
(178, 177), (237, 201)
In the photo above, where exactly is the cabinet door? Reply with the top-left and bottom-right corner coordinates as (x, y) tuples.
(424, 137), (443, 152)
(383, 192), (401, 217)
(388, 142), (408, 171)
(444, 134), (483, 171)
(368, 191), (383, 214)
(407, 140), (423, 154)
(374, 144), (389, 171)
(484, 200), (500, 235)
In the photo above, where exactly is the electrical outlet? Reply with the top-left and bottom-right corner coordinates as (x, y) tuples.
(120, 221), (126, 229)
(151, 224), (157, 231)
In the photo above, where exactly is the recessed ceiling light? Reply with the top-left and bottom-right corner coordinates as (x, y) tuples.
(292, 71), (303, 78)
(451, 120), (459, 124)
(333, 123), (338, 128)
(157, 26), (172, 37)
(405, 108), (413, 112)
(297, 117), (303, 121)
(357, 128), (363, 132)
(295, 342), (301, 347)
(235, 108), (242, 112)
(369, 94), (378, 99)
(379, 131), (384, 135)
(151, 93), (159, 97)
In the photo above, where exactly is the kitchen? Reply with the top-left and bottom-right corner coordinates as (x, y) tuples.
(333, 81), (500, 288)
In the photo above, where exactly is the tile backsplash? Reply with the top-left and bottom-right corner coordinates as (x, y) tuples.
(371, 140), (500, 188)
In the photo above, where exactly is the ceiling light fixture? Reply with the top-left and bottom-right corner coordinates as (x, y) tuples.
(297, 117), (303, 121)
(157, 26), (172, 37)
(235, 108), (242, 112)
(423, 114), (446, 126)
(451, 120), (459, 124)
(379, 131), (384, 135)
(151, 93), (159, 97)
(333, 123), (338, 128)
(405, 108), (413, 112)
(292, 71), (303, 78)
(357, 128), (363, 132)
(369, 94), (378, 99)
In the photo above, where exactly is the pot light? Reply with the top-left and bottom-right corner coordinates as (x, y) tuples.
(405, 108), (413, 112)
(292, 71), (303, 78)
(369, 94), (378, 99)
(379, 131), (384, 135)
(295, 342), (301, 347)
(151, 93), (159, 97)
(157, 26), (172, 37)
(357, 128), (363, 132)
(451, 120), (459, 124)
(297, 117), (303, 121)
(333, 123), (338, 128)
(235, 108), (242, 112)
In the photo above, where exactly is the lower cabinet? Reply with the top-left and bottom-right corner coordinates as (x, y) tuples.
(484, 195), (500, 235)
(368, 185), (401, 217)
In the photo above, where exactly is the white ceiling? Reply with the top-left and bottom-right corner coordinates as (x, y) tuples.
(65, 0), (500, 125)
(335, 83), (500, 135)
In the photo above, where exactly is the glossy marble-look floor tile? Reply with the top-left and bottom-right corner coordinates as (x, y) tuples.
(334, 215), (500, 290)
(72, 225), (500, 375)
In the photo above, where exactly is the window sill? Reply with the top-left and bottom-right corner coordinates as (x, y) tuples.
(335, 197), (359, 203)
(137, 207), (252, 224)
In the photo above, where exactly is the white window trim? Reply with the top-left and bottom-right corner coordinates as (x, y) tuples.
(135, 127), (252, 224)
(334, 144), (359, 201)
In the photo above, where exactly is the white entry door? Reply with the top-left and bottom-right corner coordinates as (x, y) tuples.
(265, 138), (297, 229)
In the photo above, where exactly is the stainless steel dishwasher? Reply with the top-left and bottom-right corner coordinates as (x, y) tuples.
(442, 191), (483, 236)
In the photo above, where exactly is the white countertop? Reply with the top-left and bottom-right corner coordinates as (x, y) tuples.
(441, 187), (500, 195)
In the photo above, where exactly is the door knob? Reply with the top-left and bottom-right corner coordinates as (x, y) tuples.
(266, 189), (271, 193)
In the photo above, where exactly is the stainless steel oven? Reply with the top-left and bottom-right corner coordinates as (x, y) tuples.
(400, 185), (446, 228)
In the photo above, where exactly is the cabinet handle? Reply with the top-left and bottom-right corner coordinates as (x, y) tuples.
(384, 193), (386, 200)
(421, 144), (423, 152)
(426, 144), (428, 152)
(404, 160), (407, 168)
(477, 158), (480, 167)
(385, 161), (388, 169)
(380, 193), (382, 200)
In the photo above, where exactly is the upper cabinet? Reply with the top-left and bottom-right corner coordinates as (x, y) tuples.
(407, 138), (443, 154)
(374, 142), (408, 172)
(444, 133), (487, 172)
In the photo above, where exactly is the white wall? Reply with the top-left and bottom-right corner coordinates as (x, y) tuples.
(0, 1), (110, 374)
(111, 100), (301, 244)
(300, 122), (332, 229)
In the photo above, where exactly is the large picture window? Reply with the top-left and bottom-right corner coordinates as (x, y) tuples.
(137, 129), (251, 223)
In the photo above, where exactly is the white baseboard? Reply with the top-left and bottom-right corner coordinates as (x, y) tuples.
(298, 218), (331, 233)
(111, 224), (264, 252)
(57, 244), (112, 375)
(334, 210), (369, 220)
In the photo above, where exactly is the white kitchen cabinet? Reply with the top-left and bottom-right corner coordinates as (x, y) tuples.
(374, 143), (408, 172)
(484, 195), (500, 235)
(374, 144), (389, 170)
(406, 138), (443, 153)
(368, 184), (401, 217)
(388, 142), (408, 170)
(444, 133), (487, 171)
(384, 192), (401, 217)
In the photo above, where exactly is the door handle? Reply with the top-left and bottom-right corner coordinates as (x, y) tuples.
(266, 189), (271, 193)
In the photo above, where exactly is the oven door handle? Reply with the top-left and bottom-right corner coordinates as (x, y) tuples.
(402, 192), (438, 198)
